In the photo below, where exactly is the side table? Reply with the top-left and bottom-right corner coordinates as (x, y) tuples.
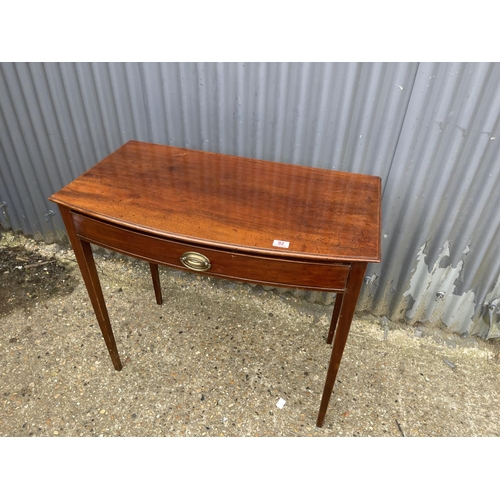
(49, 141), (381, 427)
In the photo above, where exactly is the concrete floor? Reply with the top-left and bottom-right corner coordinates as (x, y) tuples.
(1, 231), (500, 437)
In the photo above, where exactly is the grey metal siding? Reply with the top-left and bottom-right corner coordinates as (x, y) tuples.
(360, 62), (500, 339)
(1, 62), (499, 338)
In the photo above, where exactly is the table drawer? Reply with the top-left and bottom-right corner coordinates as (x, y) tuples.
(72, 213), (350, 292)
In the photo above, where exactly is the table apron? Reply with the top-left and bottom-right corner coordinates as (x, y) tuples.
(72, 212), (350, 292)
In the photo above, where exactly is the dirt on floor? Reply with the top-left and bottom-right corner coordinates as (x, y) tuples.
(0, 244), (76, 317)
(1, 229), (499, 437)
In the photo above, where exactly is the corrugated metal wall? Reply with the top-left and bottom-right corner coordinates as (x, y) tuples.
(1, 62), (499, 338)
(361, 62), (500, 340)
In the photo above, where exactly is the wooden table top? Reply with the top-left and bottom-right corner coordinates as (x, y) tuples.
(50, 141), (381, 263)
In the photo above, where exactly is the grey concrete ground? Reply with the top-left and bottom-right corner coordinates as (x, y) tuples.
(1, 231), (499, 437)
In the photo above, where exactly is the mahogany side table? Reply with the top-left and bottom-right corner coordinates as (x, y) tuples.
(49, 141), (381, 427)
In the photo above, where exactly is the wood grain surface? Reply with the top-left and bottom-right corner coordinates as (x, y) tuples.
(50, 141), (381, 263)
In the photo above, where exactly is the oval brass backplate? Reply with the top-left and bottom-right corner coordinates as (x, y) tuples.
(180, 251), (211, 272)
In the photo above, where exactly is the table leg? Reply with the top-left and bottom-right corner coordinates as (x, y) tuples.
(327, 292), (343, 344)
(149, 263), (163, 305)
(316, 262), (367, 427)
(59, 207), (123, 371)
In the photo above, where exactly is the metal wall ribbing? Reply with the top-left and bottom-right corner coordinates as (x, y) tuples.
(1, 62), (499, 337)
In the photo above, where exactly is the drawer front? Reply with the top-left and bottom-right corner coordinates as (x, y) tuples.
(72, 213), (350, 292)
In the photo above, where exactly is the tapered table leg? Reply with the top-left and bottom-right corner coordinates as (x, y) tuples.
(149, 263), (163, 305)
(59, 207), (122, 371)
(327, 292), (343, 344)
(316, 262), (367, 427)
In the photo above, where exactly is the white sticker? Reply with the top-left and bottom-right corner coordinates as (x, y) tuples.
(273, 240), (290, 248)
(276, 398), (286, 409)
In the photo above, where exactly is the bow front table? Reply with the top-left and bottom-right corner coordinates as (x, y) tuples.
(49, 141), (381, 427)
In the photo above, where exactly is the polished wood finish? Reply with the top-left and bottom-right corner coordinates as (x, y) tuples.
(49, 141), (381, 427)
(50, 141), (381, 262)
(317, 262), (367, 427)
(149, 263), (162, 305)
(327, 293), (344, 345)
(59, 207), (122, 371)
(71, 212), (351, 291)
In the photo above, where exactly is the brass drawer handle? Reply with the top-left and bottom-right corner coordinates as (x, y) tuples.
(180, 251), (211, 272)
